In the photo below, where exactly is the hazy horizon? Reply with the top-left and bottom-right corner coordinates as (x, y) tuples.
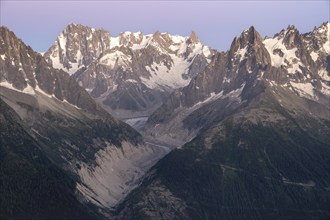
(1, 1), (329, 52)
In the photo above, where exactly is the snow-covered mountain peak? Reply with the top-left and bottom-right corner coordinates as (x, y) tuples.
(262, 24), (306, 73)
(309, 21), (330, 54)
(263, 22), (329, 77)
(228, 26), (270, 67)
(63, 25), (216, 117)
(0, 26), (38, 91)
(275, 25), (299, 39)
(0, 26), (100, 112)
(313, 22), (329, 35)
(230, 26), (264, 53)
(99, 49), (132, 71)
(44, 23), (112, 75)
(278, 26), (301, 51)
(118, 31), (143, 46)
(263, 36), (301, 70)
(262, 23), (330, 101)
(44, 23), (216, 79)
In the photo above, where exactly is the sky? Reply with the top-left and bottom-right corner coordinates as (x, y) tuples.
(0, 0), (329, 52)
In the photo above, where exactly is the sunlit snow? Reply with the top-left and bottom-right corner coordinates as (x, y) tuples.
(263, 37), (303, 73)
(0, 81), (35, 95)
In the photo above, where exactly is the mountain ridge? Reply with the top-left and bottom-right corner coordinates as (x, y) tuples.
(42, 23), (216, 118)
(143, 21), (329, 147)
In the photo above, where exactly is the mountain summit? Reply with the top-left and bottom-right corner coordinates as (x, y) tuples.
(189, 30), (200, 44)
(44, 23), (112, 75)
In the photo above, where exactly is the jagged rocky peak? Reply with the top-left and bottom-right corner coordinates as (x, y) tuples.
(240, 26), (264, 46)
(0, 26), (36, 63)
(306, 21), (330, 54)
(0, 26), (21, 51)
(262, 21), (329, 83)
(72, 26), (214, 118)
(313, 21), (329, 39)
(263, 26), (307, 73)
(118, 31), (144, 46)
(151, 31), (169, 42)
(144, 21), (330, 155)
(231, 26), (264, 49)
(275, 25), (302, 50)
(150, 30), (204, 55)
(0, 27), (105, 113)
(44, 23), (112, 75)
(149, 31), (187, 53)
(60, 23), (112, 44)
(188, 30), (200, 44)
(0, 26), (39, 90)
(313, 21), (330, 38)
(44, 23), (215, 77)
(150, 31), (173, 50)
(275, 25), (299, 38)
(229, 26), (271, 68)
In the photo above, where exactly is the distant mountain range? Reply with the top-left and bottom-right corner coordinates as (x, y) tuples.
(0, 22), (329, 219)
(44, 24), (215, 118)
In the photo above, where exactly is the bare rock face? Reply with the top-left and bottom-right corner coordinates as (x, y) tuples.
(0, 27), (38, 90)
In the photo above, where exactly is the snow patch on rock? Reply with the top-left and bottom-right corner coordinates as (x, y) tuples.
(142, 55), (190, 90)
(263, 38), (303, 73)
(192, 91), (224, 109)
(318, 69), (330, 81)
(290, 81), (315, 99)
(310, 51), (319, 62)
(236, 46), (248, 61)
(0, 81), (35, 95)
(100, 51), (132, 70)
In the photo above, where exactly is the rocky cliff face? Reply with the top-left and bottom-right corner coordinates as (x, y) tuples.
(44, 24), (112, 75)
